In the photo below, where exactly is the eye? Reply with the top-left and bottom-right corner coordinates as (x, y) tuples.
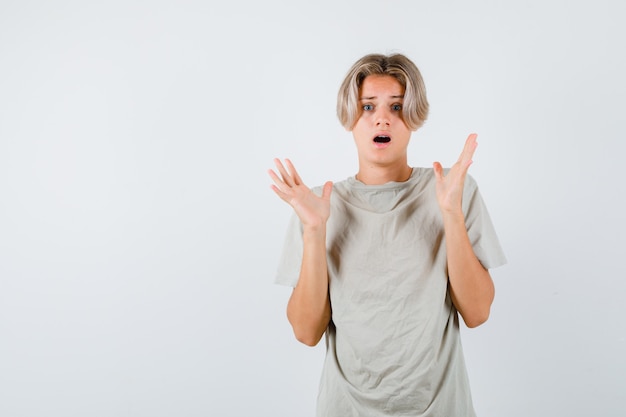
(363, 104), (374, 111)
(391, 104), (402, 111)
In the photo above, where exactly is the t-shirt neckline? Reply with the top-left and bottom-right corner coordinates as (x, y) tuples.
(348, 167), (421, 190)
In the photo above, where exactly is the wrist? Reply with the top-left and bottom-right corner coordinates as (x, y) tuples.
(303, 223), (327, 239)
(440, 209), (465, 224)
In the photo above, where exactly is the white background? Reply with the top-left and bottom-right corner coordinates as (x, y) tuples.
(1, 1), (625, 416)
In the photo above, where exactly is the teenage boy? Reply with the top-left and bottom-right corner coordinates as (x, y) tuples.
(269, 53), (506, 416)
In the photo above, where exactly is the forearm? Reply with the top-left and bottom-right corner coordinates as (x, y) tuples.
(287, 226), (332, 346)
(443, 211), (495, 328)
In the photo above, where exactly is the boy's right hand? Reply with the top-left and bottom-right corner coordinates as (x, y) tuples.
(268, 158), (333, 230)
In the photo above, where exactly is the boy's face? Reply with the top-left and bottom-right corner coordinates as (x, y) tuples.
(351, 75), (412, 169)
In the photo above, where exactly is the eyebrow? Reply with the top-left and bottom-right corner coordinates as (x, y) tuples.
(359, 95), (405, 100)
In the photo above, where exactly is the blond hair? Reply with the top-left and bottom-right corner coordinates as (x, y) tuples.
(337, 53), (429, 131)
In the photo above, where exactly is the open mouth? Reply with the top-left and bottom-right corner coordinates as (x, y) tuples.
(373, 135), (391, 143)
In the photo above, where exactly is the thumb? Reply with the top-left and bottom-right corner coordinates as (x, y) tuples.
(433, 162), (443, 180)
(321, 181), (333, 201)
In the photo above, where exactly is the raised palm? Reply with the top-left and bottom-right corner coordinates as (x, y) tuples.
(433, 134), (478, 214)
(269, 158), (333, 229)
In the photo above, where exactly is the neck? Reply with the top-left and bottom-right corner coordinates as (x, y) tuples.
(355, 164), (413, 185)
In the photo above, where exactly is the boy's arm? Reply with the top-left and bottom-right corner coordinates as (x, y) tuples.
(434, 134), (495, 328)
(441, 212), (494, 328)
(269, 159), (333, 346)
(286, 225), (332, 346)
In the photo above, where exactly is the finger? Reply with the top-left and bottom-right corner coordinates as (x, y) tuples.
(458, 133), (478, 166)
(268, 168), (287, 190)
(321, 181), (333, 201)
(284, 158), (303, 186)
(433, 162), (444, 180)
(269, 183), (288, 200)
(268, 170), (294, 201)
(273, 158), (295, 186)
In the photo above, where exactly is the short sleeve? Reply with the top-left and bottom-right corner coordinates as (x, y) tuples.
(462, 176), (507, 269)
(274, 212), (304, 287)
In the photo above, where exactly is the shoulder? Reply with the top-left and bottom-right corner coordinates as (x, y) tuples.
(464, 173), (479, 191)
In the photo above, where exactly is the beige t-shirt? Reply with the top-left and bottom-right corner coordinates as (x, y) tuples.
(276, 168), (507, 417)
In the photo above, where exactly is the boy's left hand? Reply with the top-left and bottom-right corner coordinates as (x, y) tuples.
(433, 133), (478, 214)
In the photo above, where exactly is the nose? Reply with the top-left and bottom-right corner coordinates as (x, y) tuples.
(375, 107), (391, 127)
